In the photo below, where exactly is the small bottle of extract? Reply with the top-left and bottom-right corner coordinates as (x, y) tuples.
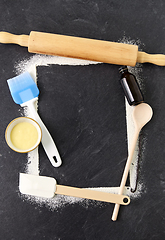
(119, 66), (144, 106)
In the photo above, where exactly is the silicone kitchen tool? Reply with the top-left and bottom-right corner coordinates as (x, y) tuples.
(0, 31), (165, 66)
(19, 173), (130, 205)
(7, 72), (62, 167)
(112, 103), (153, 221)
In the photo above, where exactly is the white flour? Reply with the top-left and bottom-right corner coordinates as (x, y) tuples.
(15, 37), (145, 210)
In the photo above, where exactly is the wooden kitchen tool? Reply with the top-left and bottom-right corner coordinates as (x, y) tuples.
(111, 103), (153, 221)
(19, 173), (130, 205)
(0, 31), (165, 66)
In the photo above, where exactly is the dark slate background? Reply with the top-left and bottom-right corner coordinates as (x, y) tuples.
(0, 0), (165, 239)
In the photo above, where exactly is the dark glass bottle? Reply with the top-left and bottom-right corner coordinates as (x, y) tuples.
(119, 66), (144, 106)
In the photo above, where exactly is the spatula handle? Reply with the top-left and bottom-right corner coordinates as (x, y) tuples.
(56, 185), (130, 205)
(21, 98), (62, 167)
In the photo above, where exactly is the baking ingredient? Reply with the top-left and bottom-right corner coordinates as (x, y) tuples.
(11, 122), (38, 150)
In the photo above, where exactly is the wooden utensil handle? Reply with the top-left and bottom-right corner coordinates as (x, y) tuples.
(137, 51), (165, 66)
(0, 32), (29, 47)
(56, 184), (130, 205)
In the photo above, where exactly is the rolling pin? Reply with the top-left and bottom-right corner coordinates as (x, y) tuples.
(0, 31), (165, 66)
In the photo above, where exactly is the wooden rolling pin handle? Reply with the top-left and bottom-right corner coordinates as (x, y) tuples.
(0, 32), (29, 47)
(137, 51), (165, 66)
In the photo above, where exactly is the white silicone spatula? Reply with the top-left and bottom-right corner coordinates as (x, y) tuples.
(19, 173), (130, 205)
(112, 103), (153, 221)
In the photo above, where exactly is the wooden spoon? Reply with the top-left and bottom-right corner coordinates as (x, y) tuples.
(112, 103), (153, 221)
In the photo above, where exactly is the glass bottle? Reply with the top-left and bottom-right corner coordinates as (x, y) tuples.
(119, 66), (144, 106)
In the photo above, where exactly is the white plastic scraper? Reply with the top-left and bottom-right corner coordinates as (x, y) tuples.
(19, 173), (130, 205)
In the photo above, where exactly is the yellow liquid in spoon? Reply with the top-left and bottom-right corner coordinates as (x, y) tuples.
(10, 122), (38, 150)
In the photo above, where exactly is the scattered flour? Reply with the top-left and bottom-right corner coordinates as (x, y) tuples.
(14, 37), (146, 210)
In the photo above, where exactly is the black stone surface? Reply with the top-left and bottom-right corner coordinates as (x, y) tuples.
(0, 1), (165, 239)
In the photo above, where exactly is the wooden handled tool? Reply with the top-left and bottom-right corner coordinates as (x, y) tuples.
(0, 31), (165, 66)
(112, 103), (153, 221)
(19, 173), (130, 205)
